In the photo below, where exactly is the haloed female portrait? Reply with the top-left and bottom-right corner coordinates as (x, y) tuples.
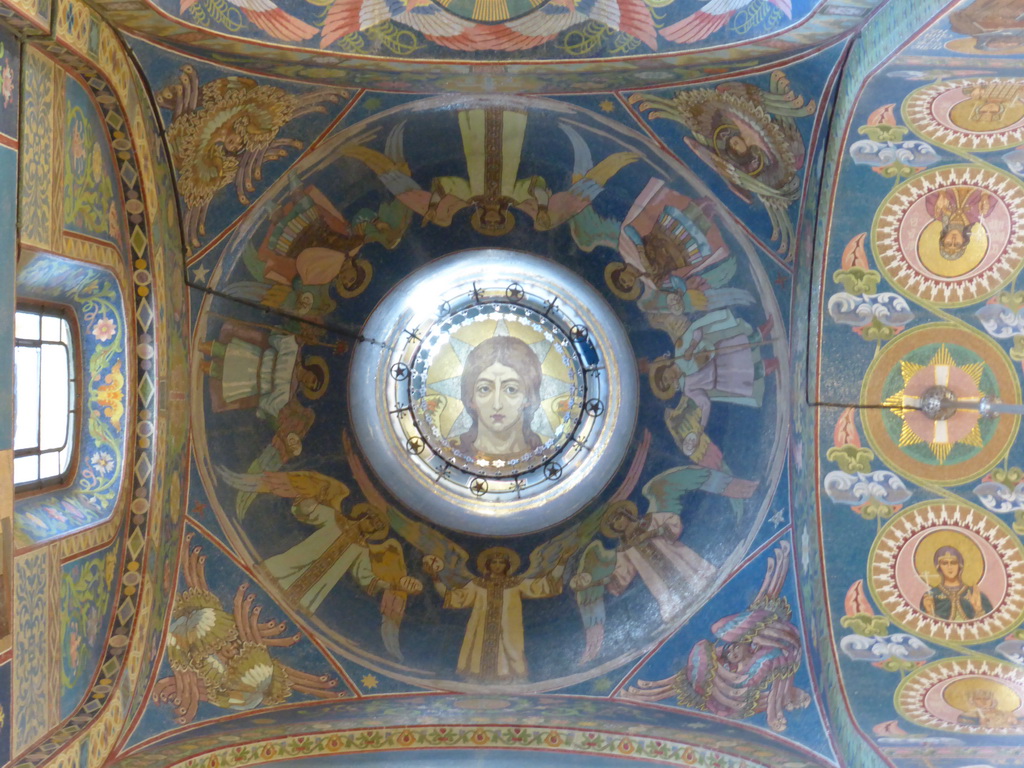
(414, 314), (582, 474)
(456, 336), (543, 461)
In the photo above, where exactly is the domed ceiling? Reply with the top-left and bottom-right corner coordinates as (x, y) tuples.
(6, 1), (1024, 768)
(188, 95), (787, 692)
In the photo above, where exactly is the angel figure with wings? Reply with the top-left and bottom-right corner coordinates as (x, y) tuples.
(367, 427), (624, 682)
(217, 466), (422, 661)
(421, 545), (570, 683)
(572, 462), (758, 663)
(623, 541), (811, 733)
(629, 72), (815, 256)
(343, 113), (637, 239)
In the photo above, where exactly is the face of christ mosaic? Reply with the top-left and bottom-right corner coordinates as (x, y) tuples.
(411, 305), (584, 478)
(350, 249), (638, 535)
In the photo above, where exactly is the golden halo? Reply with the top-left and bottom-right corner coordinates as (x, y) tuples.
(300, 355), (329, 400)
(648, 357), (679, 401)
(917, 219), (988, 278)
(913, 528), (986, 589)
(334, 258), (373, 298)
(600, 500), (638, 538)
(476, 546), (521, 575)
(605, 262), (642, 301)
(350, 502), (390, 540)
(944, 676), (1022, 714)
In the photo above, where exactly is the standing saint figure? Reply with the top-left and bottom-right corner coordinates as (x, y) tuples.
(919, 545), (993, 621)
(454, 336), (543, 462)
(423, 547), (569, 683)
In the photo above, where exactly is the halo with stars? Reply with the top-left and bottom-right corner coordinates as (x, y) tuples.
(411, 305), (584, 477)
(869, 502), (1024, 646)
(903, 78), (1024, 152)
(861, 323), (1020, 487)
(872, 165), (1024, 307)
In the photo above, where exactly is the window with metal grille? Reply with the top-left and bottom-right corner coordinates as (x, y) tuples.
(14, 306), (79, 490)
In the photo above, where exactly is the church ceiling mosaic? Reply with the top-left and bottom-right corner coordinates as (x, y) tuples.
(813, 2), (1024, 766)
(184, 93), (790, 698)
(7, 1), (1024, 768)
(103, 0), (885, 91)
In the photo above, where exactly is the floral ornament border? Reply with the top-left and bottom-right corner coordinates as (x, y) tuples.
(16, 253), (128, 544)
(132, 725), (823, 768)
(12, 24), (166, 768)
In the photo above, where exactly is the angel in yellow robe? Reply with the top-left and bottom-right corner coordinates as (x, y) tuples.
(217, 467), (422, 660)
(423, 547), (568, 683)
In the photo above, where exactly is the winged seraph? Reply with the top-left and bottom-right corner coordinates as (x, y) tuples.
(158, 66), (339, 246)
(152, 534), (339, 724)
(623, 541), (811, 732)
(629, 71), (815, 256)
(659, 0), (793, 44)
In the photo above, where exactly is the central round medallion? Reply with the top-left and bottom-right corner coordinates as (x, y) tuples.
(350, 249), (638, 535)
(409, 304), (586, 478)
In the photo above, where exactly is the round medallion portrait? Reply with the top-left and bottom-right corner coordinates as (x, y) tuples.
(904, 79), (1024, 152)
(897, 658), (1024, 734)
(869, 502), (1024, 644)
(409, 304), (585, 478)
(872, 166), (1024, 306)
(860, 323), (1021, 486)
(351, 249), (638, 535)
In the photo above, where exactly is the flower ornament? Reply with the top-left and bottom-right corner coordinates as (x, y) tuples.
(1, 59), (13, 109)
(91, 317), (116, 342)
(90, 451), (115, 474)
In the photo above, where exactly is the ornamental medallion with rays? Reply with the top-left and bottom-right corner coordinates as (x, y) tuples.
(882, 344), (986, 464)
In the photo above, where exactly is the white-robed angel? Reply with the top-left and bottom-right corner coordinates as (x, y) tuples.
(571, 461), (758, 661)
(217, 464), (422, 661)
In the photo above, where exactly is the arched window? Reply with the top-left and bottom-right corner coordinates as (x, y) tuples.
(14, 305), (79, 491)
